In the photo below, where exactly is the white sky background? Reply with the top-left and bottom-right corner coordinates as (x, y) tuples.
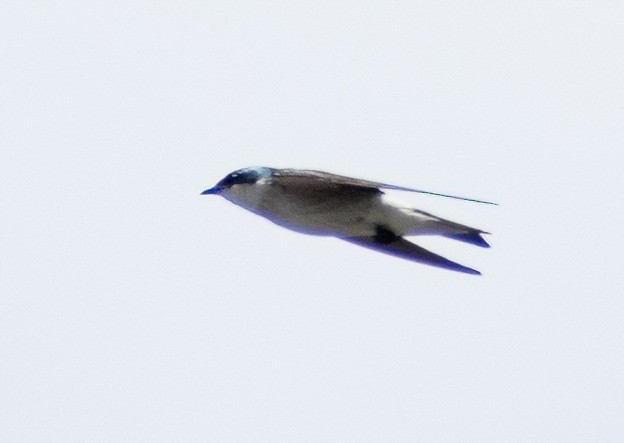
(1, 1), (623, 441)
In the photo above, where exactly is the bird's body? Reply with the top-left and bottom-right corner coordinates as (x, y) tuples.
(226, 179), (446, 237)
(202, 167), (494, 275)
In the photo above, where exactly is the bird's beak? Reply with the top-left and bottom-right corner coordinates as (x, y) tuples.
(200, 187), (220, 195)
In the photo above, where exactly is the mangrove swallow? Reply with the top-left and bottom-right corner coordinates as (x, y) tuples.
(201, 167), (495, 275)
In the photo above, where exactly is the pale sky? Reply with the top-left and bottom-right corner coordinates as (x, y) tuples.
(2, 1), (623, 441)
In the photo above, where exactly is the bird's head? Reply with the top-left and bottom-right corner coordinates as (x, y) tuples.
(201, 167), (273, 196)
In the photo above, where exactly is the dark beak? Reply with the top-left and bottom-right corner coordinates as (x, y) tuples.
(200, 187), (220, 195)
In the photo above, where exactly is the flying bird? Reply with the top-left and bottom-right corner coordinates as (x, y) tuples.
(201, 167), (495, 275)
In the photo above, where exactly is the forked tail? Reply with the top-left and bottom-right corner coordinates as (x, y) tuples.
(443, 229), (490, 248)
(411, 209), (491, 248)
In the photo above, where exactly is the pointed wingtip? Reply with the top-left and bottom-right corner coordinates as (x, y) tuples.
(462, 267), (482, 276)
(383, 185), (498, 206)
(443, 259), (482, 275)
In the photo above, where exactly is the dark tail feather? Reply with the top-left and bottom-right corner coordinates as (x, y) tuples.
(445, 230), (491, 248)
(411, 209), (491, 248)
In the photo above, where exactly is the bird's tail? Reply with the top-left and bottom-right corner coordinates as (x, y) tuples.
(443, 229), (490, 248)
(410, 209), (491, 248)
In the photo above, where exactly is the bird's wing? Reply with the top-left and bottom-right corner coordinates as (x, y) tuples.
(273, 169), (497, 205)
(269, 169), (383, 199)
(344, 235), (481, 275)
(272, 169), (385, 192)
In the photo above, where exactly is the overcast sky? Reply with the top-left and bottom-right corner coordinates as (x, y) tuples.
(2, 1), (623, 441)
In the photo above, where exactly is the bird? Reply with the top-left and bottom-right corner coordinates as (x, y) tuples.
(201, 167), (495, 275)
